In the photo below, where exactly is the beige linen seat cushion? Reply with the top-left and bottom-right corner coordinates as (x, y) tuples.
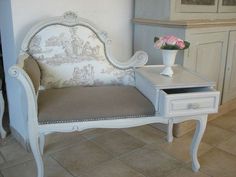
(38, 86), (155, 124)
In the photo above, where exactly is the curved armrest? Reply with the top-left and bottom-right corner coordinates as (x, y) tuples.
(106, 50), (148, 70)
(100, 32), (148, 70)
(9, 63), (38, 121)
(9, 52), (40, 118)
(9, 63), (39, 143)
(126, 51), (149, 68)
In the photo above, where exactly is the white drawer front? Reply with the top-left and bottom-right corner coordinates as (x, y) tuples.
(159, 87), (220, 117)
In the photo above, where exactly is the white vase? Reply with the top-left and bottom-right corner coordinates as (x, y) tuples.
(160, 50), (178, 77)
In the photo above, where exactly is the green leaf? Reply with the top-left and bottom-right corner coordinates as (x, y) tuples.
(154, 37), (159, 43)
(161, 45), (179, 50)
(183, 41), (190, 49)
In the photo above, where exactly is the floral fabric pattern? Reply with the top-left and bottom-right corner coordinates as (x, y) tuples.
(28, 24), (134, 89)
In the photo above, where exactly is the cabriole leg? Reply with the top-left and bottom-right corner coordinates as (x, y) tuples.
(0, 90), (6, 139)
(190, 115), (207, 172)
(167, 118), (174, 143)
(39, 134), (45, 155)
(29, 130), (44, 177)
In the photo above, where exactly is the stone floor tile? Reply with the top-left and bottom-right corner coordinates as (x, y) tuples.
(1, 157), (74, 177)
(0, 135), (16, 148)
(0, 153), (4, 164)
(151, 132), (212, 163)
(166, 167), (210, 177)
(202, 124), (234, 146)
(210, 113), (236, 132)
(51, 140), (113, 176)
(81, 128), (115, 140)
(91, 130), (145, 156)
(44, 132), (85, 154)
(119, 145), (183, 177)
(81, 159), (146, 177)
(217, 134), (236, 156)
(226, 109), (236, 116)
(0, 141), (32, 162)
(0, 154), (33, 170)
(199, 148), (236, 177)
(122, 125), (166, 144)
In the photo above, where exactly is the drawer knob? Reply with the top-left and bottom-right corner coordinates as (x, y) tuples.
(188, 103), (200, 109)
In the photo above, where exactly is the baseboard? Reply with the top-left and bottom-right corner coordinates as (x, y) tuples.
(10, 126), (31, 152)
(152, 98), (236, 137)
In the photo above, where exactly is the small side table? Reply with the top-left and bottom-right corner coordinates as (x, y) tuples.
(0, 79), (6, 139)
(135, 65), (220, 171)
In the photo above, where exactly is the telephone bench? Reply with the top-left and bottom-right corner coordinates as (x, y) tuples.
(9, 12), (220, 177)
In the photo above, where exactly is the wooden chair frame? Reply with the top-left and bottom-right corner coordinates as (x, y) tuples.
(9, 11), (207, 177)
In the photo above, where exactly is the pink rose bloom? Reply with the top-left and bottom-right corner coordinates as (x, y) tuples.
(154, 35), (187, 49)
(176, 39), (185, 49)
(165, 35), (178, 45)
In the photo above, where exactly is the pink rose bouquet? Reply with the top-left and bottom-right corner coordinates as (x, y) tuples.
(154, 35), (190, 50)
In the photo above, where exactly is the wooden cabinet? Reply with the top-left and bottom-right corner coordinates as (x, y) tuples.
(133, 20), (236, 136)
(176, 0), (218, 12)
(181, 0), (216, 5)
(133, 19), (236, 103)
(176, 0), (236, 13)
(184, 30), (236, 104)
(134, 0), (236, 20)
(133, 0), (236, 136)
(184, 31), (228, 94)
(222, 31), (236, 102)
(219, 0), (236, 12)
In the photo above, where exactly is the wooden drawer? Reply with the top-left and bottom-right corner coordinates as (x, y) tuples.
(159, 87), (220, 117)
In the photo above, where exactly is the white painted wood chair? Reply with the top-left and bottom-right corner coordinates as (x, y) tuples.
(9, 12), (207, 177)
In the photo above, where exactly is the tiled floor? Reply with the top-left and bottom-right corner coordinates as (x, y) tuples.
(0, 109), (236, 177)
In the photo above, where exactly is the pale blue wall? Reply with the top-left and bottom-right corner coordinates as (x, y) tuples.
(0, 0), (28, 141)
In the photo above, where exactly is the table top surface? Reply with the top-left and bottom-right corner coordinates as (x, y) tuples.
(135, 65), (216, 89)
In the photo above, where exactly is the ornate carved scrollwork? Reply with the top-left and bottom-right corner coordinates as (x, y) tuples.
(9, 66), (21, 78)
(132, 51), (148, 67)
(63, 11), (78, 22)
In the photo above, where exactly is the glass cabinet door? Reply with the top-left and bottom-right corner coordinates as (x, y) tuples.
(181, 0), (215, 5)
(218, 0), (236, 12)
(176, 0), (218, 12)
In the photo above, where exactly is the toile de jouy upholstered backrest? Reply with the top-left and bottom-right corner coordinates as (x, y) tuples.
(21, 12), (140, 89)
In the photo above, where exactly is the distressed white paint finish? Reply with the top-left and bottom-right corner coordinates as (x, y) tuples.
(9, 13), (219, 177)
